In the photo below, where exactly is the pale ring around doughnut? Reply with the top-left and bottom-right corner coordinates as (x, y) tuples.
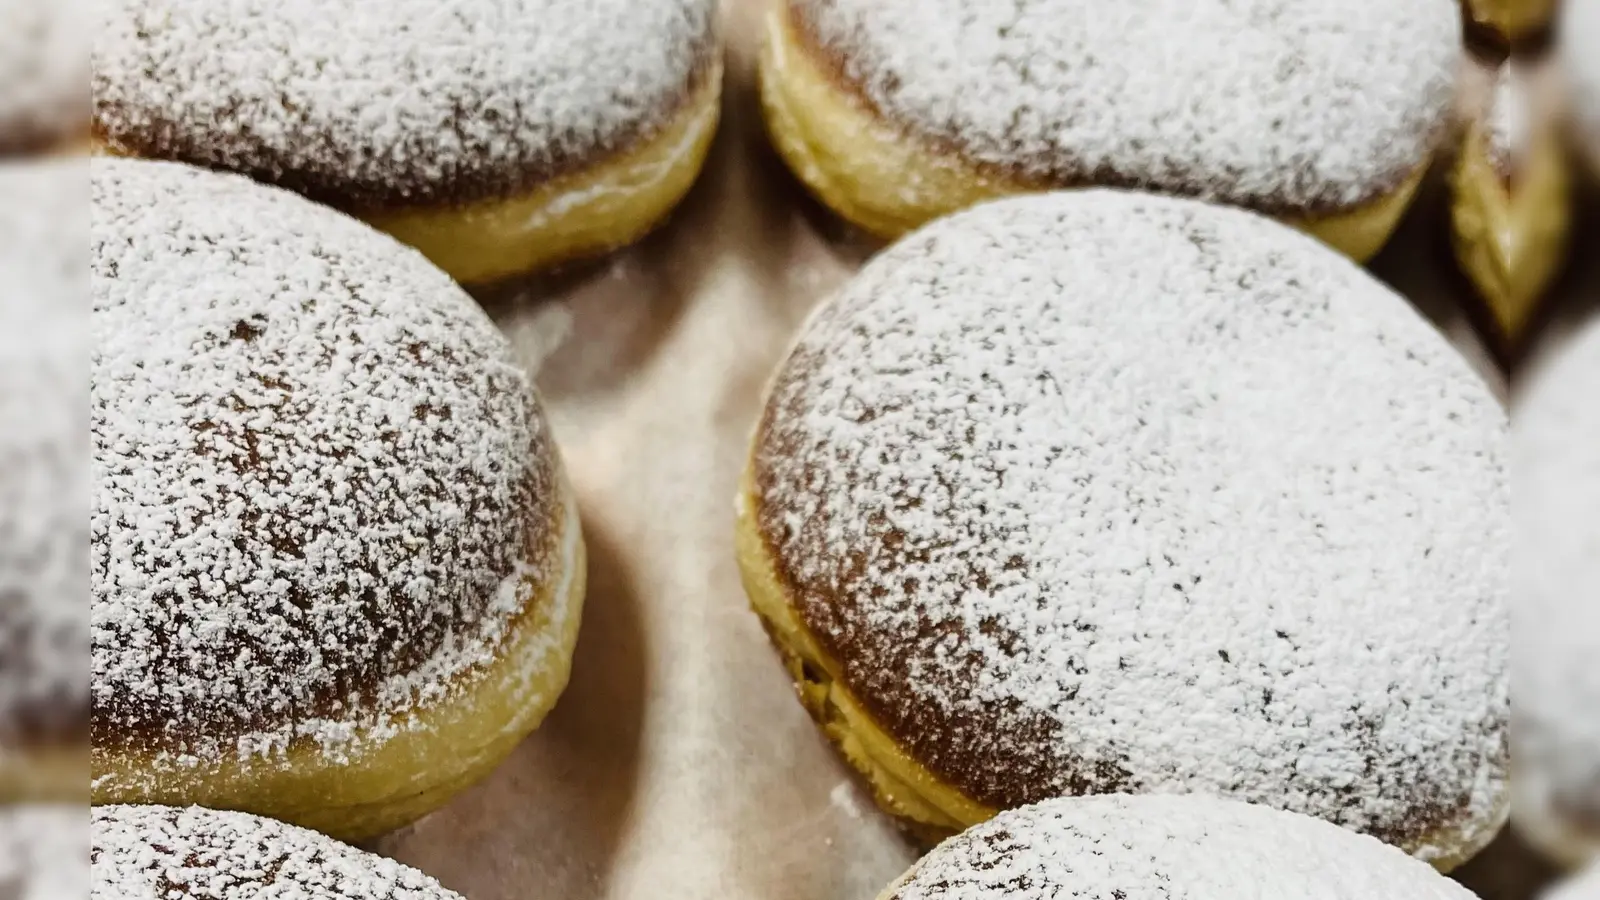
(364, 70), (722, 287)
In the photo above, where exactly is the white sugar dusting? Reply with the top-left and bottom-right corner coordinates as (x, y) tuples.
(757, 191), (1508, 858)
(1515, 317), (1600, 845)
(93, 0), (717, 202)
(797, 0), (1460, 212)
(889, 796), (1478, 898)
(1566, 0), (1600, 162)
(92, 805), (462, 899)
(0, 0), (86, 151)
(0, 161), (89, 742)
(90, 158), (567, 765)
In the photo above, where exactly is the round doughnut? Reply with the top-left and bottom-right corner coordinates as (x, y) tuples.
(758, 0), (1460, 260)
(878, 796), (1478, 899)
(92, 805), (463, 899)
(89, 157), (587, 842)
(92, 0), (722, 286)
(1448, 64), (1571, 345)
(1565, 0), (1600, 177)
(1514, 315), (1600, 869)
(737, 191), (1509, 869)
(0, 162), (88, 801)
(0, 0), (88, 154)
(1462, 0), (1556, 43)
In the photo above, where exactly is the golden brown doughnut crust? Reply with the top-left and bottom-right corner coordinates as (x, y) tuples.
(90, 159), (565, 745)
(760, 1), (1439, 260)
(744, 191), (1509, 868)
(91, 0), (721, 212)
(93, 58), (719, 215)
(780, 0), (1457, 219)
(89, 159), (587, 839)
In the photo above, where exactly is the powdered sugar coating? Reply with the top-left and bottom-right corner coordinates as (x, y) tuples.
(753, 191), (1508, 859)
(92, 805), (461, 899)
(90, 158), (563, 757)
(0, 0), (86, 153)
(792, 0), (1460, 214)
(92, 0), (718, 207)
(0, 161), (89, 746)
(886, 795), (1478, 899)
(1566, 0), (1600, 163)
(1515, 316), (1600, 848)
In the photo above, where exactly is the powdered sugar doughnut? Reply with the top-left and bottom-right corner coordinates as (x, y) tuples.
(92, 0), (722, 285)
(0, 0), (86, 154)
(760, 0), (1459, 261)
(1565, 0), (1600, 176)
(89, 158), (587, 842)
(1515, 315), (1600, 868)
(737, 191), (1508, 869)
(878, 796), (1477, 900)
(0, 161), (88, 800)
(92, 805), (462, 899)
